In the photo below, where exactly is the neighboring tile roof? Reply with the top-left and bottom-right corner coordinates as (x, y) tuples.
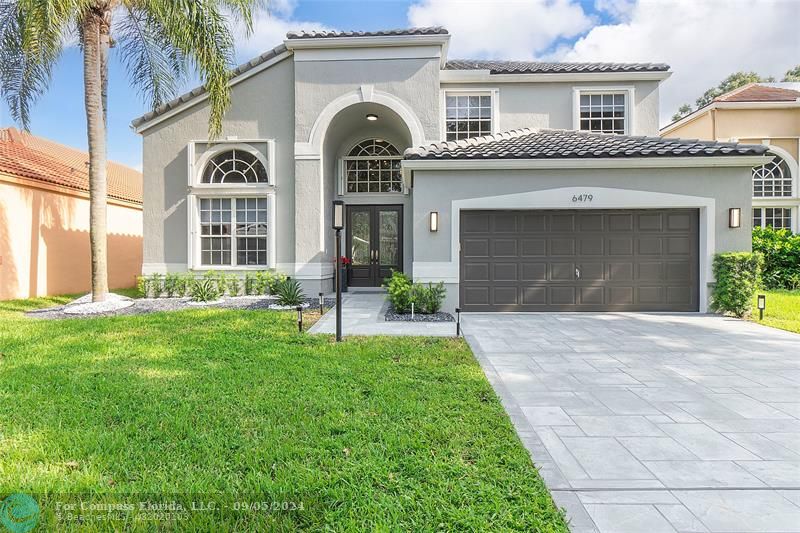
(0, 127), (142, 204)
(286, 27), (448, 39)
(131, 44), (288, 128)
(444, 60), (670, 74)
(404, 128), (769, 160)
(714, 83), (800, 103)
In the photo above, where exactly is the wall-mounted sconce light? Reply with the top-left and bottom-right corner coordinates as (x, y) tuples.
(757, 294), (766, 320)
(365, 113), (378, 121)
(729, 208), (741, 228)
(332, 200), (344, 230)
(429, 211), (439, 232)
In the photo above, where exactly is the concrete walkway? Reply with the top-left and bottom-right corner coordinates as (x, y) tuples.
(462, 313), (800, 533)
(308, 291), (456, 337)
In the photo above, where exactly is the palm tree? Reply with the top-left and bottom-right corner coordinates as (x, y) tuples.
(0, 0), (259, 302)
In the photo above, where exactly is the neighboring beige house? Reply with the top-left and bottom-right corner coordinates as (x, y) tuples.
(662, 83), (800, 232)
(0, 127), (143, 300)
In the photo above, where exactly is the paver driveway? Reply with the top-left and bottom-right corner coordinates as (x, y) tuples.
(462, 313), (800, 533)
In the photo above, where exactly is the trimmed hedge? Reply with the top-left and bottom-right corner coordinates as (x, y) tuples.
(137, 270), (287, 299)
(752, 226), (800, 290)
(383, 271), (446, 314)
(711, 252), (763, 317)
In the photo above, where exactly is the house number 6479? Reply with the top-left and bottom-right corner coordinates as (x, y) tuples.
(572, 194), (594, 202)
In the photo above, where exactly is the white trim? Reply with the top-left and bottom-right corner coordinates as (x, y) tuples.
(192, 140), (274, 187)
(440, 70), (672, 84)
(291, 45), (442, 63)
(278, 262), (336, 279)
(440, 87), (500, 141)
(284, 34), (450, 51)
(402, 155), (771, 183)
(428, 187), (716, 313)
(305, 88), (427, 154)
(572, 86), (635, 135)
(188, 192), (277, 271)
(131, 51), (292, 133)
(751, 204), (799, 233)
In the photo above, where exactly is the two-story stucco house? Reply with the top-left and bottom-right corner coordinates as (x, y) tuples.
(661, 82), (800, 233)
(132, 27), (768, 313)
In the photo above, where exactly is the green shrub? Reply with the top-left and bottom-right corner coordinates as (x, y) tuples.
(275, 278), (305, 306)
(416, 282), (446, 314)
(245, 272), (258, 295)
(711, 252), (764, 317)
(136, 276), (147, 297)
(163, 273), (181, 297)
(175, 273), (193, 297)
(226, 275), (242, 296)
(384, 271), (414, 313)
(146, 273), (163, 298)
(752, 226), (800, 289)
(191, 278), (221, 302)
(268, 272), (288, 294)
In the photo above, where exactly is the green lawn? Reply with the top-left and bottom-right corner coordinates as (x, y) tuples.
(750, 289), (800, 334)
(0, 297), (566, 531)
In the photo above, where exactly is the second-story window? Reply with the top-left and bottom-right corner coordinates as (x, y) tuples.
(578, 92), (627, 134)
(445, 93), (493, 141)
(344, 139), (403, 193)
(753, 152), (792, 197)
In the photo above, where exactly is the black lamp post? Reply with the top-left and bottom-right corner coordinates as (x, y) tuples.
(333, 200), (345, 342)
(757, 294), (766, 320)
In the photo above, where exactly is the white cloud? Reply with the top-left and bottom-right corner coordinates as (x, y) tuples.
(235, 3), (334, 59)
(408, 0), (592, 60)
(555, 0), (800, 125)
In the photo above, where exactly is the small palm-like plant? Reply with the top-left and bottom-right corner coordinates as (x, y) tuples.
(275, 278), (305, 306)
(0, 0), (261, 302)
(191, 278), (221, 303)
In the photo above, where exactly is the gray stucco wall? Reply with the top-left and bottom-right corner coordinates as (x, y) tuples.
(441, 80), (661, 136)
(411, 165), (754, 312)
(140, 56), (295, 271)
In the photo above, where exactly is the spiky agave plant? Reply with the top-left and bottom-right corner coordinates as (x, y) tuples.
(0, 0), (261, 302)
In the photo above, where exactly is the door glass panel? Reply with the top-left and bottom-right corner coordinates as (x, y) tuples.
(350, 210), (371, 265)
(379, 210), (399, 266)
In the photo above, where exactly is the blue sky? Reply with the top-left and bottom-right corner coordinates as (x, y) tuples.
(1, 0), (796, 171)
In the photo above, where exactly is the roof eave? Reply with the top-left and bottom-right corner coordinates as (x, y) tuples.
(661, 100), (800, 135)
(402, 155), (770, 181)
(284, 33), (451, 51)
(440, 70), (672, 83)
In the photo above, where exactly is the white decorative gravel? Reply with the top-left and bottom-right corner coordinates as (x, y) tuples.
(62, 293), (134, 315)
(186, 299), (224, 306)
(268, 302), (312, 310)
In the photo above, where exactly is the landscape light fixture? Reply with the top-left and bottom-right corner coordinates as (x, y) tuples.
(455, 307), (461, 336)
(319, 292), (325, 315)
(296, 305), (304, 333)
(332, 200), (345, 341)
(429, 211), (439, 232)
(757, 294), (766, 320)
(729, 208), (741, 228)
(366, 113), (378, 121)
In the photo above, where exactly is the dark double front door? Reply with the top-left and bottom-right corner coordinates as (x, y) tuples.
(346, 205), (403, 287)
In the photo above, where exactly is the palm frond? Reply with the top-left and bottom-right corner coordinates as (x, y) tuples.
(116, 4), (186, 110)
(126, 0), (259, 136)
(0, 0), (89, 128)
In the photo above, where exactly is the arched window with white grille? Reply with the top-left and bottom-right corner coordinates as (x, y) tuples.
(753, 152), (792, 197)
(343, 139), (403, 193)
(201, 149), (268, 184)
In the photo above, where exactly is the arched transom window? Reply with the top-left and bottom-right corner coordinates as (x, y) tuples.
(201, 149), (268, 184)
(344, 139), (402, 193)
(753, 152), (792, 197)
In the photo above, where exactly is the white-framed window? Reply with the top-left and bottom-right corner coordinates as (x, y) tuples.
(199, 197), (269, 266)
(342, 139), (403, 193)
(753, 207), (793, 230)
(572, 87), (634, 135)
(442, 89), (498, 141)
(187, 141), (276, 270)
(753, 152), (793, 197)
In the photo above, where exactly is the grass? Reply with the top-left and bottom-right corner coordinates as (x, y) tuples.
(750, 289), (800, 334)
(0, 296), (566, 531)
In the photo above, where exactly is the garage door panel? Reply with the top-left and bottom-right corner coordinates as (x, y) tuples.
(493, 286), (518, 306)
(551, 238), (576, 256)
(460, 209), (698, 312)
(521, 263), (547, 281)
(551, 263), (576, 280)
(521, 238), (547, 256)
(463, 239), (489, 257)
(492, 239), (518, 257)
(493, 263), (518, 281)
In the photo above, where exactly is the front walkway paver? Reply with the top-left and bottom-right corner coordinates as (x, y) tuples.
(462, 312), (800, 533)
(308, 291), (455, 337)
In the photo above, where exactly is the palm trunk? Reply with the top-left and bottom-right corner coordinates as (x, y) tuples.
(83, 8), (110, 302)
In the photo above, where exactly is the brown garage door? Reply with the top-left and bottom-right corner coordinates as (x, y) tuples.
(460, 209), (699, 312)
